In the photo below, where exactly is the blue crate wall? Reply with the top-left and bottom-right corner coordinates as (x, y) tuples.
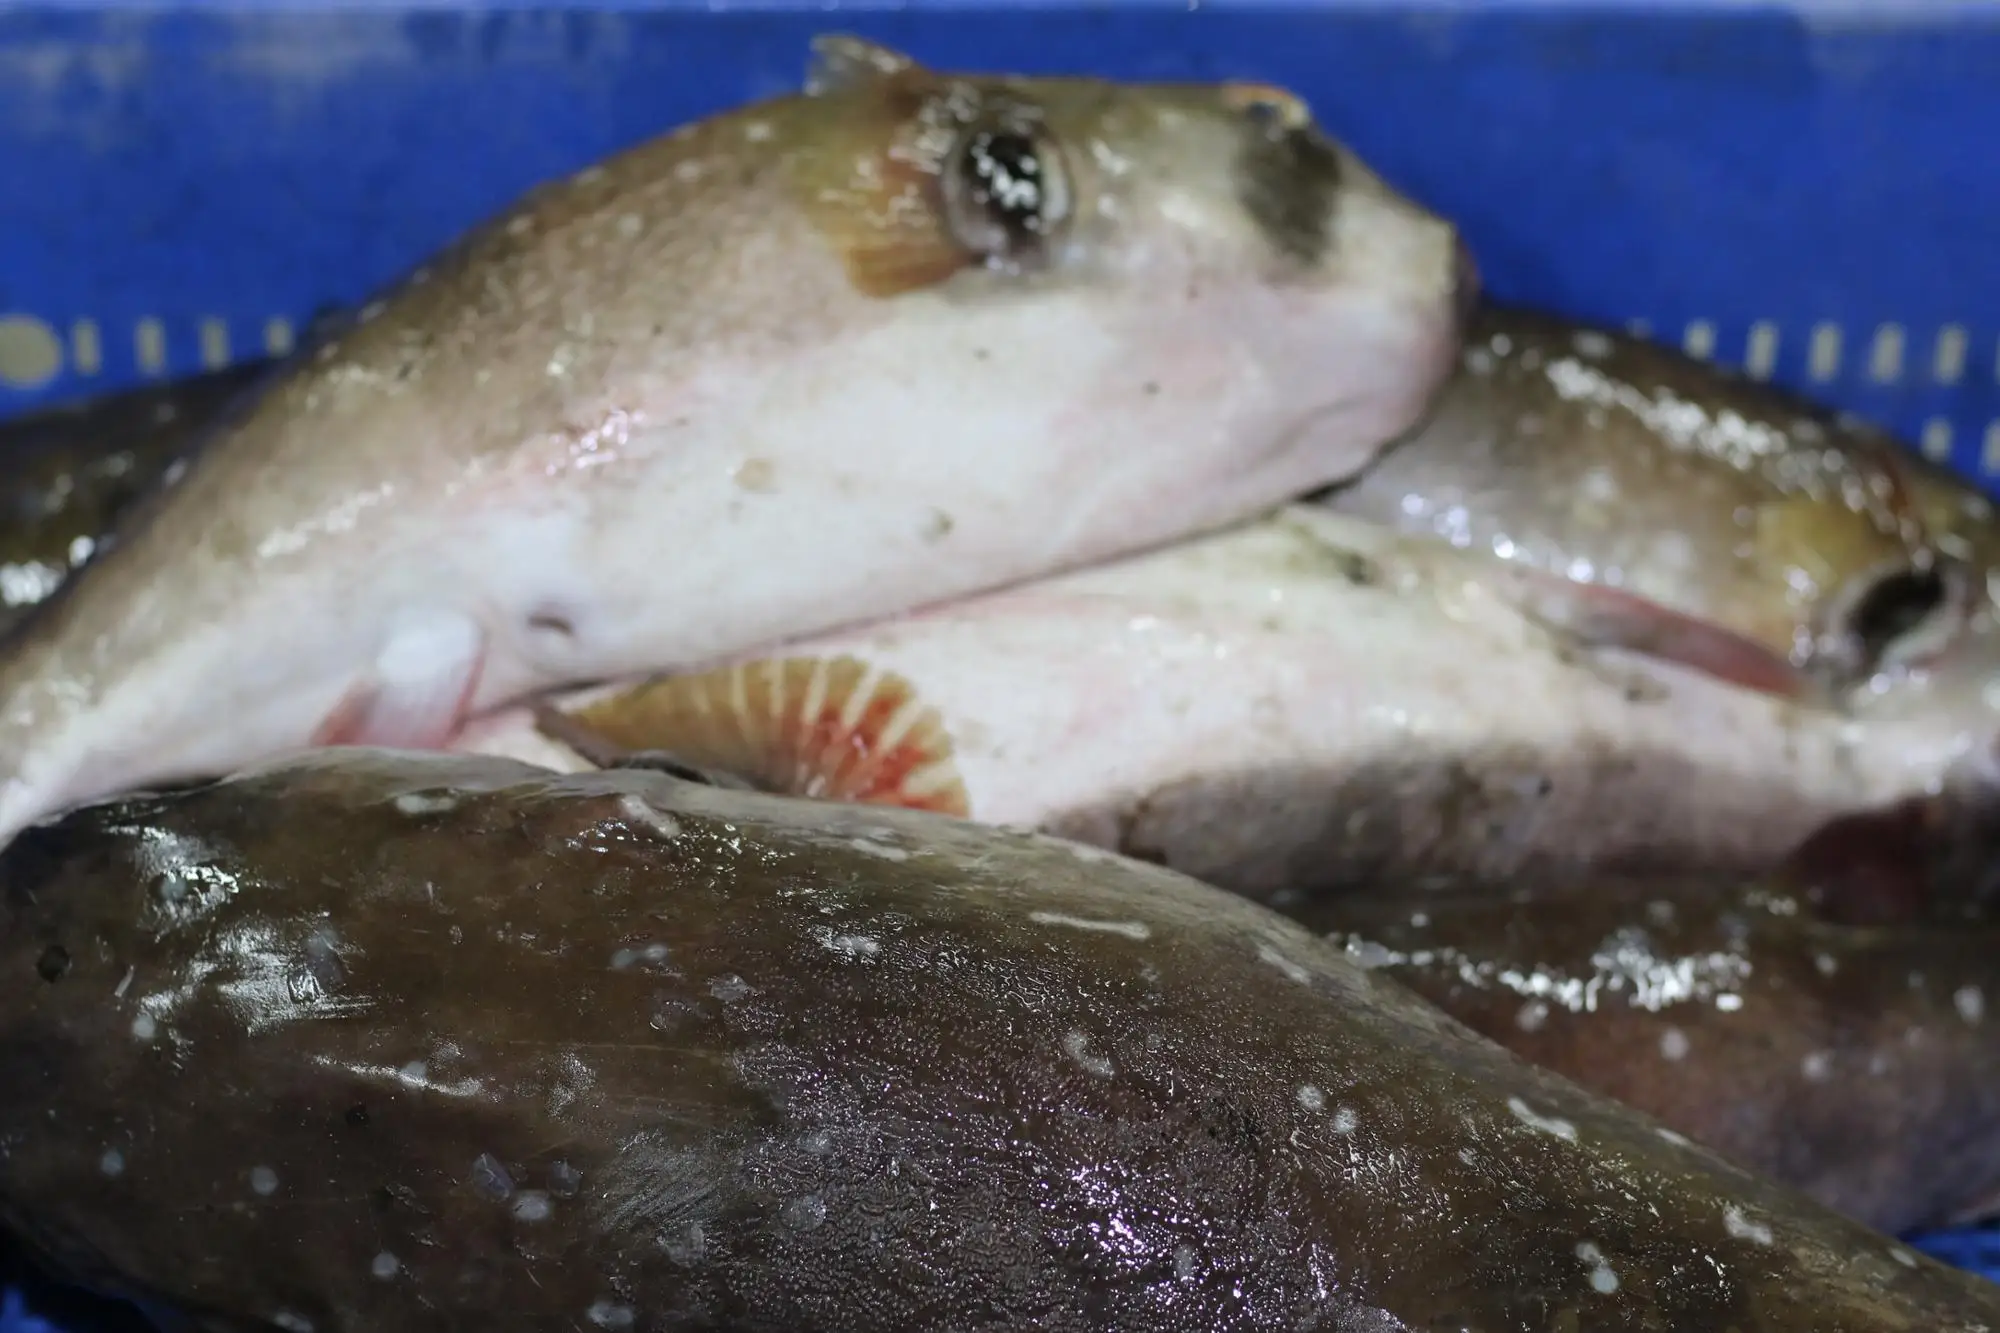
(1, 3), (1999, 476)
(3, 0), (2000, 1323)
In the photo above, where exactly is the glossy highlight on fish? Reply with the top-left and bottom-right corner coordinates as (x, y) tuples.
(1302, 874), (2000, 1236)
(0, 365), (272, 637)
(454, 504), (1982, 899)
(0, 34), (1471, 847)
(1, 749), (1996, 1331)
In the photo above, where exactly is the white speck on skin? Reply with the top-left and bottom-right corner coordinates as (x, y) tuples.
(1957, 985), (1985, 1023)
(1657, 1126), (1692, 1147)
(1715, 993), (1744, 1012)
(272, 1314), (313, 1333)
(1891, 1246), (1920, 1268)
(131, 1012), (157, 1041)
(1297, 1084), (1325, 1111)
(1028, 911), (1151, 941)
(1575, 1241), (1620, 1294)
(1174, 1243), (1197, 1282)
(1256, 943), (1313, 986)
(99, 1148), (124, 1178)
(113, 967), (133, 999)
(617, 213), (643, 239)
(743, 120), (773, 142)
(511, 1191), (552, 1222)
(709, 974), (751, 1003)
(359, 300), (385, 324)
(1801, 1051), (1833, 1082)
(846, 837), (909, 861)
(575, 165), (609, 187)
(396, 1061), (428, 1087)
(610, 942), (672, 971)
(1516, 999), (1549, 1032)
(781, 1194), (827, 1231)
(617, 793), (682, 838)
(1659, 1027), (1690, 1061)
(586, 1301), (635, 1330)
(1723, 1205), (1774, 1246)
(250, 1166), (279, 1196)
(823, 933), (880, 960)
(394, 792), (457, 816)
(470, 1152), (514, 1200)
(1507, 1096), (1578, 1142)
(371, 1252), (399, 1280)
(1062, 1030), (1115, 1078)
(1815, 952), (1838, 977)
(1332, 1107), (1359, 1135)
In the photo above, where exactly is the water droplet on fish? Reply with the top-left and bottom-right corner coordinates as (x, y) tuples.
(1723, 1205), (1774, 1246)
(1801, 1051), (1833, 1081)
(1062, 1030), (1115, 1078)
(1956, 985), (1985, 1023)
(709, 974), (751, 1003)
(371, 1252), (399, 1280)
(512, 1190), (552, 1222)
(130, 1013), (157, 1042)
(586, 1301), (635, 1330)
(250, 1166), (279, 1196)
(272, 1313), (313, 1333)
(1174, 1244), (1198, 1282)
(549, 1160), (584, 1197)
(781, 1195), (826, 1231)
(1296, 1084), (1325, 1111)
(99, 1148), (125, 1177)
(1659, 1028), (1690, 1061)
(1516, 1000), (1549, 1033)
(470, 1153), (514, 1201)
(1332, 1107), (1359, 1135)
(662, 1220), (707, 1266)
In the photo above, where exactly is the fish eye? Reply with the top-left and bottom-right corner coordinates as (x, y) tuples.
(1828, 558), (1970, 684)
(940, 121), (1071, 268)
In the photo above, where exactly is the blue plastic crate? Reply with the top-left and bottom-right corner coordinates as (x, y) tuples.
(3, 0), (2000, 1321)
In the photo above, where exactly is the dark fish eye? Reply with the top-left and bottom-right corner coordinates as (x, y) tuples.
(941, 122), (1072, 267)
(1827, 556), (1969, 684)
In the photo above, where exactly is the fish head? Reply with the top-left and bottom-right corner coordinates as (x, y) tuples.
(786, 37), (1472, 511)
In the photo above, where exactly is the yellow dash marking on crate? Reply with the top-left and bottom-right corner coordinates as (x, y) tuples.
(1869, 323), (1904, 383)
(134, 318), (166, 375)
(1809, 322), (1842, 382)
(1745, 321), (1779, 380)
(0, 315), (62, 390)
(1921, 418), (1953, 463)
(1933, 324), (1967, 384)
(69, 319), (101, 375)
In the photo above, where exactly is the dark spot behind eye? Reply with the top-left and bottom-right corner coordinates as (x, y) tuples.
(528, 609), (576, 639)
(1234, 123), (1342, 267)
(1846, 567), (1946, 658)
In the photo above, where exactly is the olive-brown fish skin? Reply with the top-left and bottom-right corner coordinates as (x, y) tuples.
(1, 751), (1995, 1332)
(1302, 877), (2000, 1236)
(1325, 303), (1977, 704)
(0, 365), (273, 637)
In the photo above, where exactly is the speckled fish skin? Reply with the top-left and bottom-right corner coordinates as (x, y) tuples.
(0, 365), (272, 638)
(0, 36), (1470, 849)
(1300, 876), (2000, 1236)
(1323, 304), (1999, 726)
(2, 750), (1997, 1332)
(455, 504), (1981, 901)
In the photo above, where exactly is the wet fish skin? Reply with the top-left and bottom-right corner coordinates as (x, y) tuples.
(0, 35), (1469, 847)
(1323, 304), (1984, 707)
(0, 365), (273, 637)
(2, 750), (1996, 1331)
(1301, 876), (2000, 1236)
(457, 504), (1982, 901)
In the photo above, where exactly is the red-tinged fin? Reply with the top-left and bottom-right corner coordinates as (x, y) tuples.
(309, 615), (487, 750)
(1777, 799), (1940, 927)
(547, 656), (972, 817)
(783, 49), (983, 299)
(1505, 569), (1813, 701)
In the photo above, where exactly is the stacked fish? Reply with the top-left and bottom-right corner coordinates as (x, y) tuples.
(0, 35), (1998, 1332)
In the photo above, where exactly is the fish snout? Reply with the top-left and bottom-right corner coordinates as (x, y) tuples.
(1451, 233), (1483, 330)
